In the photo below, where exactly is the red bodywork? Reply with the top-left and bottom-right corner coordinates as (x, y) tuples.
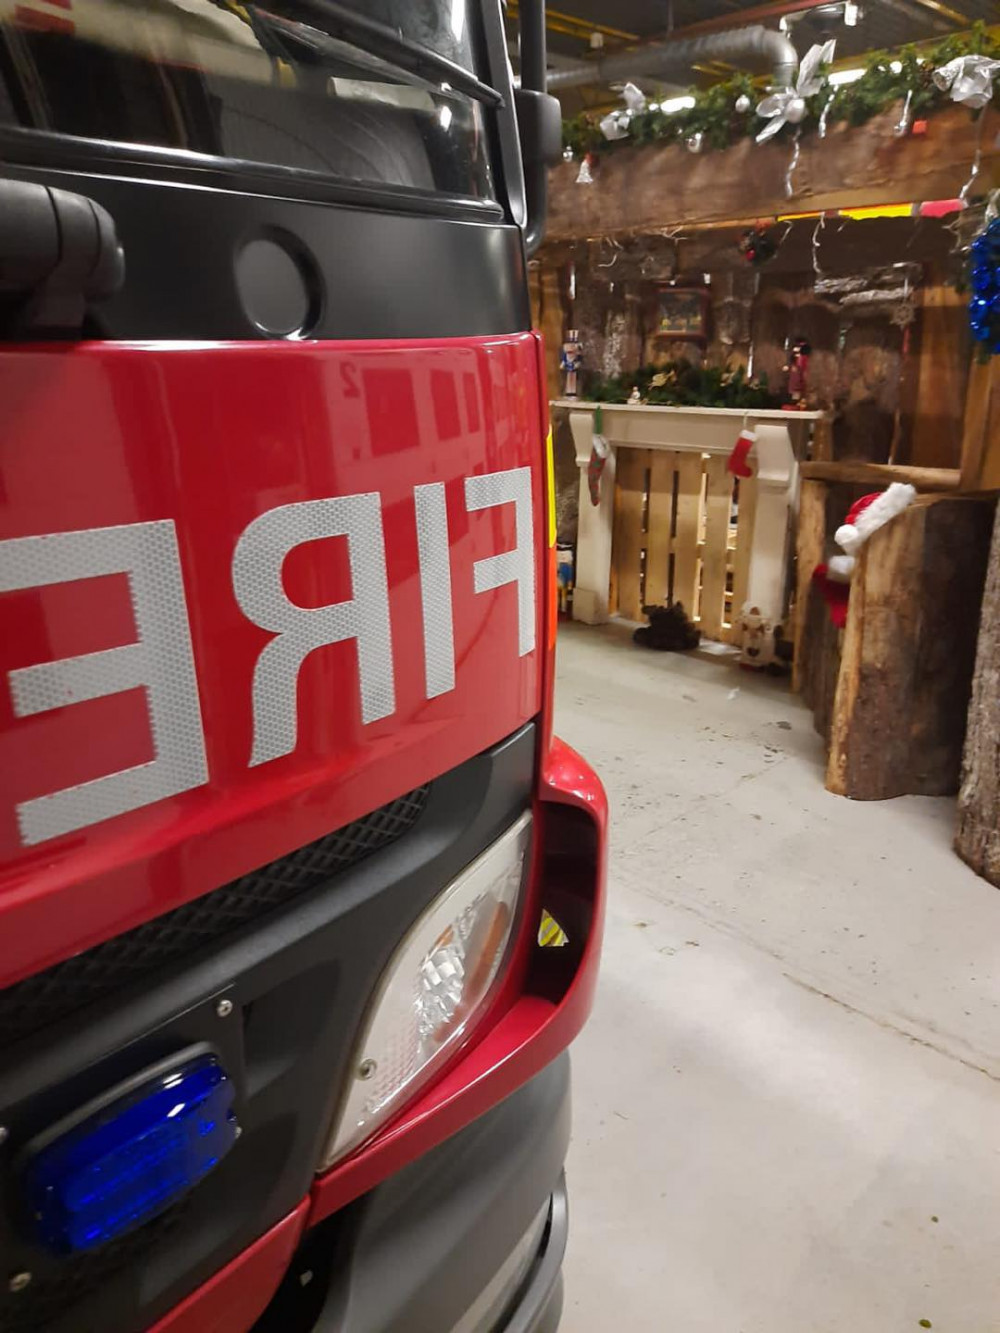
(0, 331), (607, 1329)
(1, 333), (545, 987)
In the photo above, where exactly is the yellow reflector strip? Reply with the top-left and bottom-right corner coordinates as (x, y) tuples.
(538, 909), (569, 948)
(840, 203), (913, 220)
(545, 428), (557, 548)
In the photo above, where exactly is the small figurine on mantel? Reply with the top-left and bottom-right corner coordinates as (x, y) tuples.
(783, 336), (811, 407)
(560, 330), (584, 398)
(627, 385), (642, 405)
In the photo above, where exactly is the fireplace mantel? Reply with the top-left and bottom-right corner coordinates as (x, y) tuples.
(551, 400), (827, 628)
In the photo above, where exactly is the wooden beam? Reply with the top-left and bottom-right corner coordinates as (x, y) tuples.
(612, 448), (647, 621)
(959, 359), (1000, 492)
(800, 461), (961, 490)
(907, 276), (970, 469)
(547, 106), (1000, 241)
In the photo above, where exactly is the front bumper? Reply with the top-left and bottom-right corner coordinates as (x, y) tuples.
(126, 730), (608, 1333)
(145, 733), (605, 1333)
(253, 1055), (571, 1333)
(498, 1181), (566, 1333)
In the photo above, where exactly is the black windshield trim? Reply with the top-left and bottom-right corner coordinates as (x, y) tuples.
(0, 126), (506, 223)
(268, 0), (504, 107)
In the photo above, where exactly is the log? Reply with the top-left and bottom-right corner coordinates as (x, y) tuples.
(826, 496), (995, 800)
(548, 106), (1000, 241)
(800, 461), (960, 490)
(792, 478), (826, 693)
(800, 577), (842, 743)
(797, 483), (865, 730)
(956, 507), (1000, 887)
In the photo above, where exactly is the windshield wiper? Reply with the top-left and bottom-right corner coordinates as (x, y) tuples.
(256, 0), (504, 107)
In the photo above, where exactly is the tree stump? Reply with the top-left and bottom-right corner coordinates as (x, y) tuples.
(956, 506), (1000, 886)
(799, 577), (842, 744)
(826, 495), (995, 800)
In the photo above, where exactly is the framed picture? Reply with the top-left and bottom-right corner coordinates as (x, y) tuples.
(655, 287), (710, 340)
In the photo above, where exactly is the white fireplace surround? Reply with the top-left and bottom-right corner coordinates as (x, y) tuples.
(553, 400), (826, 627)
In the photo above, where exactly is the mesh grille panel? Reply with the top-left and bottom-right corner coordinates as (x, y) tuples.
(0, 1201), (189, 1333)
(0, 787), (429, 1050)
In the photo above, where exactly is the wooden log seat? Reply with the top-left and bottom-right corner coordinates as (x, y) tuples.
(795, 482), (995, 801)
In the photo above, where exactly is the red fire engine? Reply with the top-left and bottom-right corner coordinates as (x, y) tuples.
(0, 2), (606, 1330)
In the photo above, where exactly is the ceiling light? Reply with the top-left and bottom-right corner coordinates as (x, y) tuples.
(659, 95), (696, 115)
(828, 67), (865, 86)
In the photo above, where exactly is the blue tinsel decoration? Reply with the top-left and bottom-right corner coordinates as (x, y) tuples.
(968, 216), (1000, 356)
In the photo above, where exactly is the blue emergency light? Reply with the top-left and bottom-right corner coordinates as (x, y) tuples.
(24, 1055), (238, 1255)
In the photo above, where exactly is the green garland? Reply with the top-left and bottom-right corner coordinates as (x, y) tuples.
(586, 361), (781, 409)
(563, 24), (999, 160)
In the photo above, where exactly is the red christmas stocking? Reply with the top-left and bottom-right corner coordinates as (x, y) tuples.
(588, 442), (607, 505)
(812, 563), (850, 629)
(588, 407), (609, 506)
(726, 426), (756, 479)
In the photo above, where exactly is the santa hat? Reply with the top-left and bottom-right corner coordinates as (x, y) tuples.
(831, 483), (916, 577)
(810, 482), (917, 629)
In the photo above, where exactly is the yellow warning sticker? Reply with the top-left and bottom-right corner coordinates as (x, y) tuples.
(538, 909), (569, 948)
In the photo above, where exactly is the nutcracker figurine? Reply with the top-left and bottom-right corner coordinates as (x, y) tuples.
(556, 545), (575, 615)
(560, 330), (584, 398)
(784, 337), (810, 406)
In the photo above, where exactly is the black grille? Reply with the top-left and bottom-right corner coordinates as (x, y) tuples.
(0, 787), (429, 1050)
(0, 1201), (189, 1333)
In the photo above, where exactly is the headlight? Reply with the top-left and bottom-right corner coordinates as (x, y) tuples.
(323, 812), (532, 1167)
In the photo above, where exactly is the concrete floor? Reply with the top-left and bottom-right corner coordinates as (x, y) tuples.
(554, 621), (1000, 1333)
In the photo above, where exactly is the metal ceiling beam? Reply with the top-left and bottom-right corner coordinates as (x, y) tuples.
(907, 0), (973, 25)
(876, 0), (953, 32)
(649, 0), (861, 39)
(506, 1), (638, 47)
(543, 6), (638, 43)
(826, 20), (1000, 63)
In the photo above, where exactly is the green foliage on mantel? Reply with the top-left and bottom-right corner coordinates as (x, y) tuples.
(563, 25), (999, 160)
(586, 361), (782, 409)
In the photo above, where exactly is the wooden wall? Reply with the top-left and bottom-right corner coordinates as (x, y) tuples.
(535, 212), (972, 471)
(900, 270), (972, 469)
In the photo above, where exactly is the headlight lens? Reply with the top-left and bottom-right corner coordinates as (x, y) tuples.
(323, 812), (532, 1166)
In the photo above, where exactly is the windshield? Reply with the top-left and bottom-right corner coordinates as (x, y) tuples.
(0, 0), (498, 202)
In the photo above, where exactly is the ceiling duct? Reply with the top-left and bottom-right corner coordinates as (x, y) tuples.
(545, 24), (798, 93)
